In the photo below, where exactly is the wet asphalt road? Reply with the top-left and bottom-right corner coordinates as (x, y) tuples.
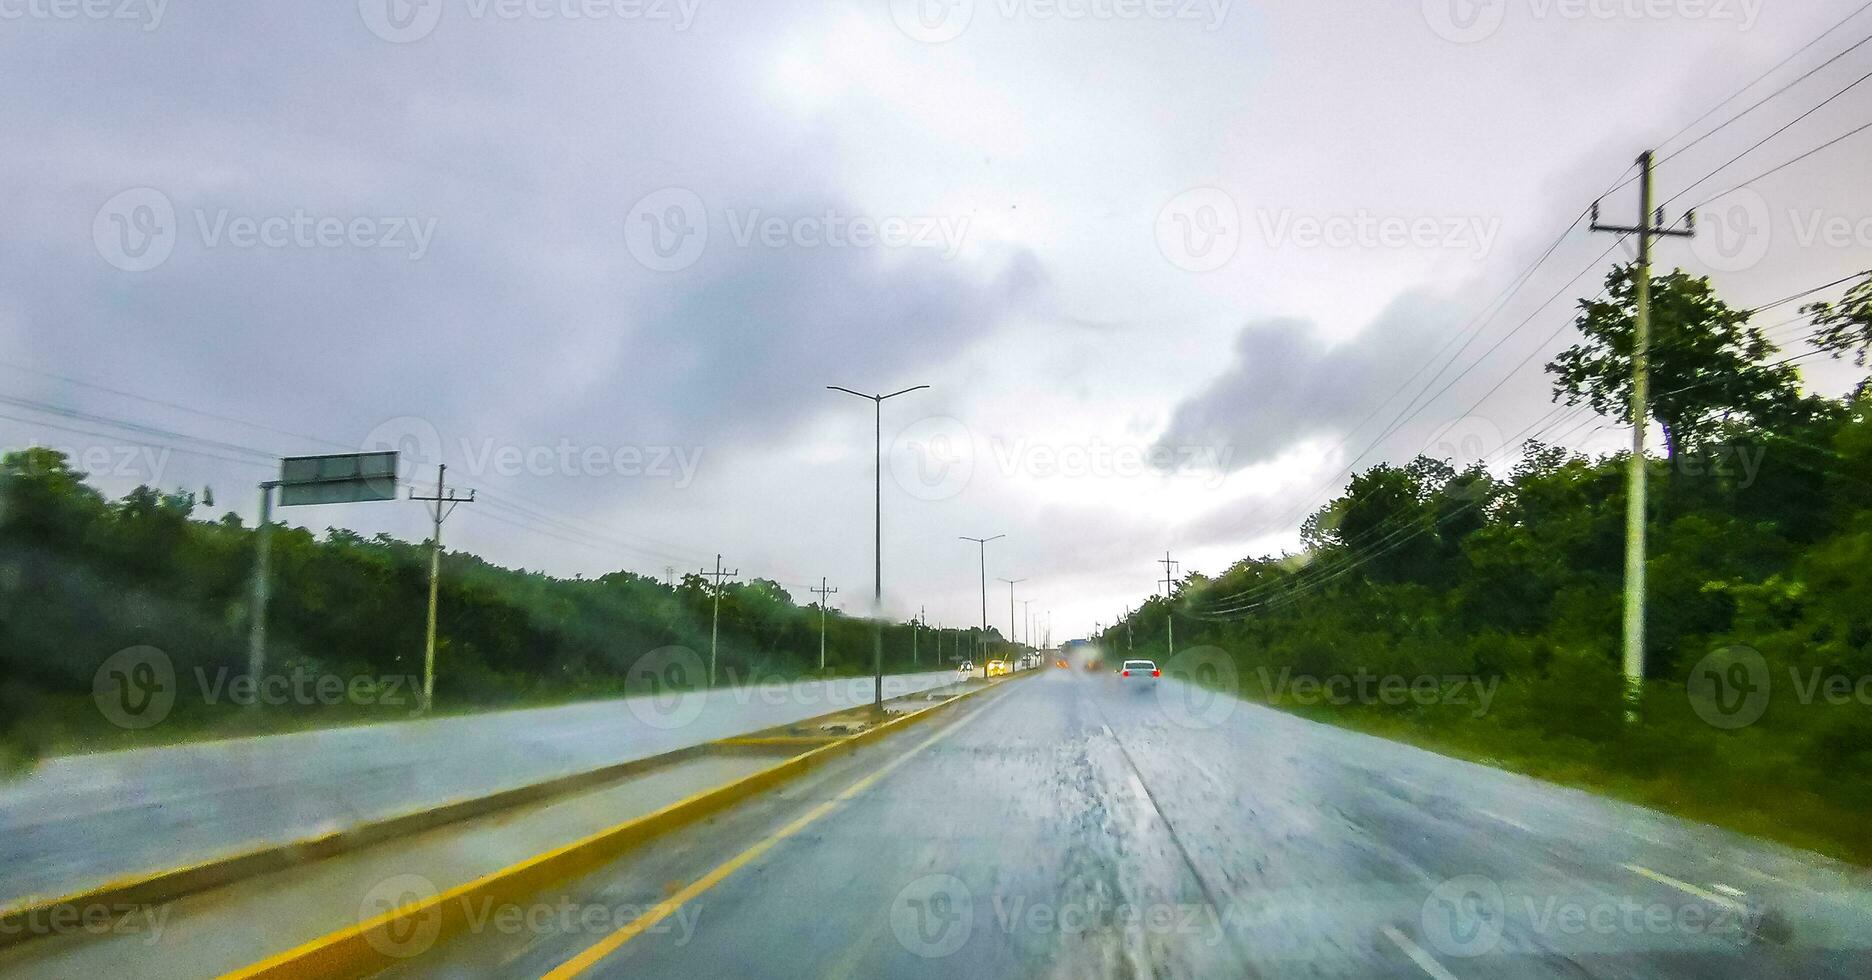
(401, 668), (1872, 979)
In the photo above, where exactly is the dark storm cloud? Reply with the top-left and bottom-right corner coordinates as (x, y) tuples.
(615, 236), (1044, 441)
(1153, 292), (1464, 470)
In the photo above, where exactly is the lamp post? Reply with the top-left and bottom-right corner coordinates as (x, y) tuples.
(827, 383), (930, 710)
(959, 534), (1003, 678)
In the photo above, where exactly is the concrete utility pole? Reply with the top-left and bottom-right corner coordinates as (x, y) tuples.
(998, 578), (1025, 650)
(913, 605), (924, 666)
(1590, 150), (1695, 722)
(827, 384), (930, 710)
(247, 481), (279, 687)
(664, 566), (675, 589)
(411, 464), (475, 713)
(811, 577), (839, 672)
(1022, 599), (1033, 647)
(699, 555), (740, 687)
(960, 534), (1004, 675)
(1159, 551), (1179, 658)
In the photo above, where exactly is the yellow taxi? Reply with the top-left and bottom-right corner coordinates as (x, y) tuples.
(986, 659), (1011, 677)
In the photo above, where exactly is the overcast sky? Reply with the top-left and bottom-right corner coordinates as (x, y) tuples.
(3, 0), (1870, 641)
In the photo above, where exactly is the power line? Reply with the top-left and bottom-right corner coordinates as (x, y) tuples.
(1651, 28), (1872, 169)
(1661, 66), (1872, 209)
(1683, 118), (1872, 214)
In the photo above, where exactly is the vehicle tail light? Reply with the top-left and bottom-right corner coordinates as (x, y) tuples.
(1122, 670), (1130, 677)
(1153, 669), (1161, 677)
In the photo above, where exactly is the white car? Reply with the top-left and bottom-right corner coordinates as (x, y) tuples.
(1120, 659), (1158, 679)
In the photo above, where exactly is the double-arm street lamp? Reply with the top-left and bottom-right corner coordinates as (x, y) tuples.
(959, 534), (1003, 677)
(827, 383), (930, 710)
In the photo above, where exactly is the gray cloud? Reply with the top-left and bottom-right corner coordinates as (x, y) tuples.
(1154, 292), (1465, 470)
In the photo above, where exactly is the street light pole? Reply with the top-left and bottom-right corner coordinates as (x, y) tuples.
(828, 383), (930, 710)
(998, 577), (1025, 651)
(960, 534), (1003, 677)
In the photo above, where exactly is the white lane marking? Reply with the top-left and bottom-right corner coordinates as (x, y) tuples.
(1381, 925), (1461, 980)
(1622, 863), (1744, 910)
(1101, 723), (1114, 738)
(1128, 772), (1150, 803)
(1710, 883), (1746, 898)
(1477, 808), (1533, 834)
(1736, 864), (1792, 887)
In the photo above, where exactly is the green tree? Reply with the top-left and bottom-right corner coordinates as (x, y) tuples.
(1804, 270), (1872, 366)
(1547, 265), (1798, 459)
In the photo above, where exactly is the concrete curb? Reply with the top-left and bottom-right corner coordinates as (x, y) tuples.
(218, 675), (1019, 980)
(0, 677), (979, 950)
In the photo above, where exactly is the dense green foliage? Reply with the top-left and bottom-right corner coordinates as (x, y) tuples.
(0, 460), (999, 762)
(1102, 267), (1872, 861)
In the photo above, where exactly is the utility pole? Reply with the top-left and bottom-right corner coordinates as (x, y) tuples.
(811, 577), (839, 672)
(960, 534), (1004, 676)
(1022, 599), (1032, 647)
(246, 481), (279, 689)
(1590, 149), (1695, 722)
(664, 566), (675, 589)
(411, 464), (475, 713)
(699, 555), (740, 688)
(827, 384), (931, 710)
(913, 605), (924, 666)
(998, 577), (1025, 651)
(1159, 551), (1179, 658)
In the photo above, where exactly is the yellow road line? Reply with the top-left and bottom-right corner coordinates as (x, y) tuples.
(1621, 863), (1744, 910)
(540, 693), (1004, 979)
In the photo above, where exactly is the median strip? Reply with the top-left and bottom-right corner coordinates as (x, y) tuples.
(217, 675), (1022, 980)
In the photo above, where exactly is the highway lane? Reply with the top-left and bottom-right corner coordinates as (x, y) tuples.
(0, 669), (957, 910)
(392, 667), (1872, 978)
